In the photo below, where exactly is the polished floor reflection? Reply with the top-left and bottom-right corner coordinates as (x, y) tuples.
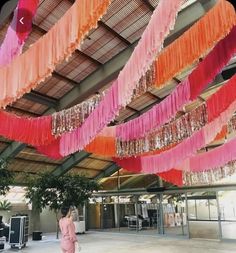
(2, 232), (236, 253)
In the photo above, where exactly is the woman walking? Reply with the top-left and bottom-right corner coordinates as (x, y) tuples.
(59, 207), (78, 253)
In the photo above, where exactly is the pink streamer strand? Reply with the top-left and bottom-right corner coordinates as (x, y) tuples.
(187, 137), (236, 172)
(0, 0), (38, 66)
(114, 75), (236, 174)
(60, 0), (184, 156)
(116, 26), (236, 141)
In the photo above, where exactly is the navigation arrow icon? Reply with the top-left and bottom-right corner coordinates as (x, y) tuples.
(20, 17), (24, 25)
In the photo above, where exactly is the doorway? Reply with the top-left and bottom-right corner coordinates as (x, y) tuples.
(218, 190), (236, 240)
(187, 192), (219, 239)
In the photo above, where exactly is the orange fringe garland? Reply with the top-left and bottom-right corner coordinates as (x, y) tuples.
(85, 136), (116, 157)
(83, 0), (236, 157)
(155, 0), (236, 88)
(0, 0), (111, 108)
(84, 125), (229, 158)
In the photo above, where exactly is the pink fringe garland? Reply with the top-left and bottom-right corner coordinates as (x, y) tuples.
(1, 25), (235, 159)
(60, 19), (236, 155)
(0, 0), (38, 66)
(59, 0), (188, 156)
(0, 0), (112, 108)
(0, 111), (55, 146)
(114, 75), (236, 174)
(182, 137), (236, 172)
(116, 26), (236, 141)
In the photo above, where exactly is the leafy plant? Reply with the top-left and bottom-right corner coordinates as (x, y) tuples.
(25, 172), (100, 237)
(0, 200), (12, 210)
(0, 159), (13, 196)
(25, 173), (99, 211)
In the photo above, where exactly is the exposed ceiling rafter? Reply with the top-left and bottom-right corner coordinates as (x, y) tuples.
(0, 0), (217, 183)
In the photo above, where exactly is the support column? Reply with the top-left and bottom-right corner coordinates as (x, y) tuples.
(216, 191), (222, 240)
(158, 194), (164, 234)
(31, 201), (41, 232)
(114, 204), (119, 228)
(185, 193), (190, 239)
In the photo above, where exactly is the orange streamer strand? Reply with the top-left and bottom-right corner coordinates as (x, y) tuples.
(155, 0), (236, 88)
(0, 0), (111, 108)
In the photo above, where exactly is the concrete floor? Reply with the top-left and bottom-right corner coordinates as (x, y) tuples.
(2, 232), (236, 253)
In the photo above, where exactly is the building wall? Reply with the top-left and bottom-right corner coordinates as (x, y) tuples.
(87, 204), (101, 229)
(40, 208), (58, 233)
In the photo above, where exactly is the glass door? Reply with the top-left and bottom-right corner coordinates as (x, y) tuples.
(187, 192), (219, 239)
(218, 191), (236, 240)
(161, 194), (188, 236)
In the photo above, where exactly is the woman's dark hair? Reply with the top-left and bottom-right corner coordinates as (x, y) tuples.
(61, 207), (70, 218)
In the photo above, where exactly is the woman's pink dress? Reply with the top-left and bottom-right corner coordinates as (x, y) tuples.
(59, 217), (77, 253)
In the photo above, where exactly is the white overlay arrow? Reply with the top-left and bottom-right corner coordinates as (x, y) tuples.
(20, 17), (24, 25)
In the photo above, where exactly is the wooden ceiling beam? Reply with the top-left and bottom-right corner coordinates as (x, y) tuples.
(23, 90), (58, 108)
(67, 0), (131, 46)
(14, 157), (60, 166)
(0, 0), (217, 181)
(32, 24), (102, 66)
(140, 0), (155, 12)
(6, 106), (41, 117)
(97, 21), (131, 46)
(146, 91), (162, 101)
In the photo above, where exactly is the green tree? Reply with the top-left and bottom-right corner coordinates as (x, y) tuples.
(25, 172), (99, 238)
(0, 158), (13, 196)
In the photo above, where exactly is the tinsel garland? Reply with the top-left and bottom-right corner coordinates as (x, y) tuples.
(116, 104), (208, 157)
(183, 161), (236, 186)
(52, 94), (102, 136)
(0, 0), (112, 108)
(59, 0), (186, 156)
(51, 63), (156, 136)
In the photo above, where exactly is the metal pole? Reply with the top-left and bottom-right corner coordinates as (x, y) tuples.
(135, 196), (139, 233)
(101, 197), (104, 230)
(117, 170), (120, 232)
(156, 195), (159, 234)
(185, 193), (190, 239)
(208, 199), (211, 220)
(159, 193), (164, 234)
(180, 195), (184, 235)
(195, 199), (198, 220)
(216, 191), (222, 240)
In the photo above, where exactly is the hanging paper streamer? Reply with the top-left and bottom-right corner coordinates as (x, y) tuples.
(0, 0), (111, 108)
(183, 161), (236, 186)
(144, 99), (236, 174)
(182, 135), (236, 173)
(154, 0), (236, 88)
(0, 0), (39, 67)
(60, 1), (236, 156)
(116, 25), (236, 141)
(0, 110), (55, 146)
(59, 0), (185, 156)
(113, 75), (236, 174)
(51, 63), (156, 137)
(52, 94), (102, 136)
(116, 104), (207, 157)
(158, 169), (183, 187)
